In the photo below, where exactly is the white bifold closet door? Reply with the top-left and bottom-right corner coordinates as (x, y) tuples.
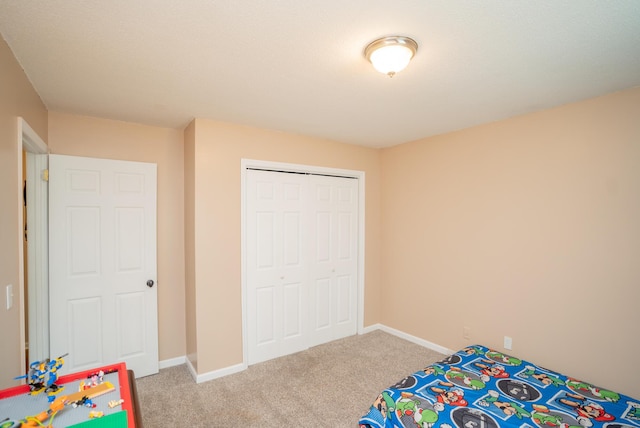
(246, 169), (358, 365)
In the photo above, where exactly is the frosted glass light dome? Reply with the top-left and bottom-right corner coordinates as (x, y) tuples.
(365, 36), (418, 77)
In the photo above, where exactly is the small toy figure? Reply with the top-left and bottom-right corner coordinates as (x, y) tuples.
(87, 369), (106, 386)
(14, 353), (68, 395)
(88, 411), (104, 419)
(108, 398), (125, 408)
(71, 396), (96, 408)
(45, 354), (66, 393)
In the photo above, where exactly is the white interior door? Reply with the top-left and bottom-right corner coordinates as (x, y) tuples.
(49, 154), (158, 378)
(246, 168), (358, 365)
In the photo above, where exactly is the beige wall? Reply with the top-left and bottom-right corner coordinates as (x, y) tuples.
(0, 36), (48, 389)
(380, 87), (640, 398)
(183, 120), (198, 370)
(47, 112), (186, 363)
(187, 119), (382, 374)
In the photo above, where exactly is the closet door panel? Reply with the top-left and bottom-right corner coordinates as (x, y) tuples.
(247, 170), (308, 364)
(309, 175), (358, 346)
(247, 168), (358, 363)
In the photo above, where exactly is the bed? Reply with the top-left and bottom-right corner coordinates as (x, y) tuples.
(359, 344), (640, 428)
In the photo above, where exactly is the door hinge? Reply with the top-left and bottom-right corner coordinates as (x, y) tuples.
(42, 169), (49, 182)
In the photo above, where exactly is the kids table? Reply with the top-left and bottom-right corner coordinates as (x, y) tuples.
(0, 362), (142, 427)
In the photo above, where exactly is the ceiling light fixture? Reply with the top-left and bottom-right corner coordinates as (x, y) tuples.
(365, 36), (418, 77)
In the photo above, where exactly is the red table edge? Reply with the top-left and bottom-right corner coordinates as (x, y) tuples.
(1, 362), (135, 427)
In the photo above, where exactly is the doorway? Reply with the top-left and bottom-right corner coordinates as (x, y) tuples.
(18, 117), (49, 369)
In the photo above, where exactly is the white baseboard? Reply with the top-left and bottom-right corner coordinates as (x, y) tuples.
(175, 324), (452, 384)
(361, 323), (382, 335)
(189, 361), (248, 384)
(159, 356), (186, 369)
(183, 356), (247, 384)
(361, 323), (455, 356)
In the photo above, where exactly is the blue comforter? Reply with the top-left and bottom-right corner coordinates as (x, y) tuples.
(359, 344), (640, 428)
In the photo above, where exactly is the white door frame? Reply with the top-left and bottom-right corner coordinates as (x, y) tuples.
(17, 117), (49, 368)
(240, 159), (365, 366)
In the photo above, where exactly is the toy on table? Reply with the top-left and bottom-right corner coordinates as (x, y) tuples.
(13, 353), (68, 396)
(43, 354), (66, 393)
(88, 370), (104, 387)
(18, 394), (66, 427)
(70, 396), (96, 408)
(0, 418), (21, 428)
(108, 398), (124, 408)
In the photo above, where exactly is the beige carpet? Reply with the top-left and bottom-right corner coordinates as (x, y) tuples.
(136, 330), (446, 427)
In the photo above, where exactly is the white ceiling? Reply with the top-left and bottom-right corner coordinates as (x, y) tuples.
(1, 1), (639, 148)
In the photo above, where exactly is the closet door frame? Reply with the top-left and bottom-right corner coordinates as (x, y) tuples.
(240, 159), (365, 366)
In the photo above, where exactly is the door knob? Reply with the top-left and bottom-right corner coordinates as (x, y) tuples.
(147, 279), (155, 288)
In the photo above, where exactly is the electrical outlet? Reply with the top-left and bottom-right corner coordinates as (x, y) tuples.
(463, 326), (471, 340)
(6, 284), (13, 310)
(504, 336), (513, 350)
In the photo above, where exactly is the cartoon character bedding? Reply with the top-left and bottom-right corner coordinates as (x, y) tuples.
(359, 344), (640, 428)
